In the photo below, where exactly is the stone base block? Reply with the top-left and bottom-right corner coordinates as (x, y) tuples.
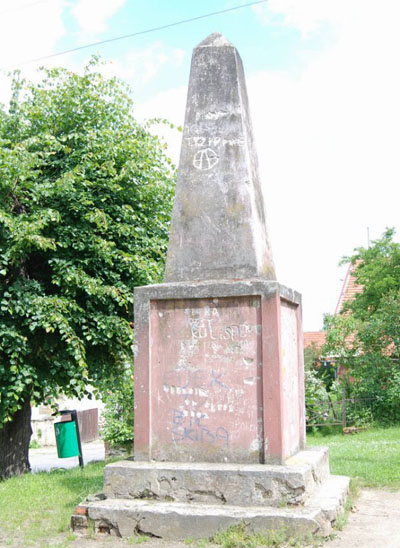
(134, 279), (305, 464)
(103, 447), (329, 507)
(74, 475), (349, 540)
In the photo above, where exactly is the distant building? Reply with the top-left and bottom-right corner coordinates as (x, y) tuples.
(303, 262), (362, 376)
(334, 262), (363, 315)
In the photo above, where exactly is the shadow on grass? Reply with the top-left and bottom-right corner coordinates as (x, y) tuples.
(49, 461), (105, 498)
(306, 424), (343, 437)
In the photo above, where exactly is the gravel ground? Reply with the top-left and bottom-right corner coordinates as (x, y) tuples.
(326, 488), (400, 548)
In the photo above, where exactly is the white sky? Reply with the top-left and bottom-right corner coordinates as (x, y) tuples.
(1, 0), (400, 331)
(127, 1), (400, 330)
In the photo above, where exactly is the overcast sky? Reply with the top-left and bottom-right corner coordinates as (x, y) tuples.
(1, 0), (399, 331)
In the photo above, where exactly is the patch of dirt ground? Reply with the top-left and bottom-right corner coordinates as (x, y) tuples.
(326, 488), (400, 548)
(64, 488), (399, 548)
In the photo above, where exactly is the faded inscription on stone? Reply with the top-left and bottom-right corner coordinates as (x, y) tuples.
(150, 296), (263, 462)
(164, 32), (276, 283)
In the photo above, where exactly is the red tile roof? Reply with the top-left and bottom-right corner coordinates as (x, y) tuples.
(304, 331), (326, 349)
(335, 262), (363, 314)
(304, 262), (363, 351)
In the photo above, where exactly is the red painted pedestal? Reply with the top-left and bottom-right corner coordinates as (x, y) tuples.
(134, 280), (305, 464)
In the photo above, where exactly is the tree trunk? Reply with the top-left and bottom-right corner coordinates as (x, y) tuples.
(0, 398), (32, 479)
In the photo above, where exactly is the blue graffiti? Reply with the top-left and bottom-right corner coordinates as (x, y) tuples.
(171, 408), (230, 448)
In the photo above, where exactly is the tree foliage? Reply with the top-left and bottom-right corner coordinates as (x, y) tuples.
(324, 229), (400, 422)
(0, 61), (175, 433)
(101, 364), (134, 448)
(303, 342), (342, 427)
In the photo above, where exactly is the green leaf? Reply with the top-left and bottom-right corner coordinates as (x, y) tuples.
(0, 57), (176, 432)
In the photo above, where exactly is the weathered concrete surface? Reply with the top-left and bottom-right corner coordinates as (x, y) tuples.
(46, 487), (400, 547)
(308, 476), (350, 536)
(134, 280), (305, 464)
(103, 448), (330, 507)
(88, 499), (320, 539)
(73, 474), (349, 540)
(164, 33), (275, 283)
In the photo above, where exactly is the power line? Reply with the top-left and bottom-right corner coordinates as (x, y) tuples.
(1, 0), (269, 70)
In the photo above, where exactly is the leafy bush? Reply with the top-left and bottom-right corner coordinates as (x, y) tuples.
(323, 230), (400, 425)
(345, 403), (373, 427)
(305, 369), (344, 427)
(304, 341), (342, 426)
(100, 365), (134, 447)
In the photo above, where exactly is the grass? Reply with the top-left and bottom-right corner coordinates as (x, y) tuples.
(211, 523), (305, 548)
(0, 460), (105, 547)
(307, 424), (400, 488)
(1, 426), (399, 547)
(29, 439), (42, 449)
(335, 478), (360, 532)
(127, 534), (149, 545)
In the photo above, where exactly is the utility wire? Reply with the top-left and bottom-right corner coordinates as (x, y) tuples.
(1, 0), (269, 70)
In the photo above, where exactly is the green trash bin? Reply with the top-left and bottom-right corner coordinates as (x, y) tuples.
(54, 420), (80, 458)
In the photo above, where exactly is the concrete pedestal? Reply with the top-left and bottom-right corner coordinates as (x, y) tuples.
(71, 281), (349, 540)
(71, 447), (349, 539)
(134, 280), (305, 465)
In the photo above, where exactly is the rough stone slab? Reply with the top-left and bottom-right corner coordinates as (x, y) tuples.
(83, 473), (349, 540)
(87, 499), (321, 540)
(164, 33), (275, 283)
(308, 475), (350, 532)
(103, 448), (329, 507)
(134, 279), (301, 308)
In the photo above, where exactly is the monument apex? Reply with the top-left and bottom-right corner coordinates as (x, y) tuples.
(196, 32), (234, 48)
(164, 33), (276, 282)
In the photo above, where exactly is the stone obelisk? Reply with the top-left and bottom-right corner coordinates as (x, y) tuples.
(72, 34), (349, 541)
(164, 33), (275, 283)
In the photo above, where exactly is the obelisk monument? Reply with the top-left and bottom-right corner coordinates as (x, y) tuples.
(164, 33), (275, 283)
(72, 34), (349, 540)
(134, 32), (305, 464)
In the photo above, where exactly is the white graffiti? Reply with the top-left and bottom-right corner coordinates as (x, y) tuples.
(193, 148), (219, 171)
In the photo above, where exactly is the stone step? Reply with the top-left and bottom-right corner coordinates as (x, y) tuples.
(72, 474), (349, 540)
(103, 447), (330, 507)
(307, 474), (350, 529)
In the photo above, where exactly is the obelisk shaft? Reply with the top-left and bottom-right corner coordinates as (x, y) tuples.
(164, 33), (276, 283)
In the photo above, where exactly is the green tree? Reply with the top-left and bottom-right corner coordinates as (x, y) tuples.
(304, 342), (320, 372)
(0, 61), (175, 478)
(324, 229), (400, 422)
(303, 342), (341, 427)
(101, 364), (134, 450)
